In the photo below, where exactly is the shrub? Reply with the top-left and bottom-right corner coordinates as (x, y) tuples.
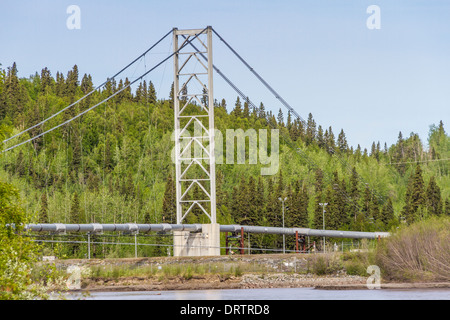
(308, 253), (343, 275)
(376, 216), (450, 282)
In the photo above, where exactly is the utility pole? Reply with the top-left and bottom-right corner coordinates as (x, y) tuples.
(319, 203), (328, 253)
(278, 197), (287, 254)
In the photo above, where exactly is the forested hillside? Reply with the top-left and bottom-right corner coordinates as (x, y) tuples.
(0, 63), (448, 256)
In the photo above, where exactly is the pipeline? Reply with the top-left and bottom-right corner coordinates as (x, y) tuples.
(22, 223), (389, 239)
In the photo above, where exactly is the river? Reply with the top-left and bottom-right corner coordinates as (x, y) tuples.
(72, 287), (450, 300)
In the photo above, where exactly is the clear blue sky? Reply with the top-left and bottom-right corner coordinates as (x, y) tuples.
(1, 0), (449, 150)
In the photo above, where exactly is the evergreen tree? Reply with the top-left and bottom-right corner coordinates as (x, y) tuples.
(349, 167), (360, 223)
(230, 186), (240, 223)
(80, 73), (93, 95)
(71, 133), (82, 173)
(394, 131), (406, 174)
(337, 129), (348, 154)
(277, 108), (284, 127)
(265, 178), (279, 227)
(188, 183), (205, 223)
(243, 98), (250, 119)
(305, 113), (316, 145)
(232, 96), (242, 118)
(290, 180), (309, 228)
(426, 176), (443, 216)
(325, 126), (336, 153)
(180, 84), (188, 103)
(402, 165), (426, 223)
(39, 193), (49, 223)
(324, 184), (338, 230)
(168, 82), (174, 108)
(255, 176), (265, 223)
(2, 62), (28, 119)
(70, 192), (82, 224)
(15, 150), (26, 177)
(380, 197), (394, 227)
(246, 176), (258, 226)
(148, 80), (157, 104)
(161, 172), (176, 223)
(40, 67), (53, 94)
(317, 125), (325, 149)
(314, 169), (324, 194)
(220, 98), (227, 112)
(116, 79), (124, 103)
(65, 65), (79, 101)
(286, 110), (292, 131)
(122, 78), (132, 101)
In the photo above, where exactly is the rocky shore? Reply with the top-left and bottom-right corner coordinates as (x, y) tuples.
(80, 273), (450, 292)
(47, 255), (450, 293)
(79, 273), (366, 292)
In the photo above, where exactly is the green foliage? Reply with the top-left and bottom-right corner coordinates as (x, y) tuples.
(0, 62), (448, 259)
(0, 180), (44, 299)
(376, 216), (450, 282)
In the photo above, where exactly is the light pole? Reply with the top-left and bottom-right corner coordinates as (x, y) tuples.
(319, 203), (328, 253)
(278, 197), (287, 254)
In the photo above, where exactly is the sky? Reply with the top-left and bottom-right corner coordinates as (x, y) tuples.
(1, 0), (449, 151)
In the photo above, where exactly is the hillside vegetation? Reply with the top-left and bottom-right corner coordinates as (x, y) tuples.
(0, 63), (448, 258)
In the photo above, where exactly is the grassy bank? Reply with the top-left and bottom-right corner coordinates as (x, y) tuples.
(30, 217), (450, 291)
(31, 252), (374, 290)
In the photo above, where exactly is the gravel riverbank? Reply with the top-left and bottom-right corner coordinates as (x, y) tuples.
(46, 255), (449, 293)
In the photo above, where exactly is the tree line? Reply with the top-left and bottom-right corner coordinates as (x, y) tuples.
(0, 62), (448, 256)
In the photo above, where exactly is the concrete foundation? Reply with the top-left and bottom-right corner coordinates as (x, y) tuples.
(173, 223), (220, 257)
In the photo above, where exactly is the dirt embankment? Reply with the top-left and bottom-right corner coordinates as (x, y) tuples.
(49, 255), (450, 292)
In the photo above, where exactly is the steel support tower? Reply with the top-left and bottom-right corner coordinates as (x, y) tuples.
(172, 27), (219, 256)
(173, 27), (216, 225)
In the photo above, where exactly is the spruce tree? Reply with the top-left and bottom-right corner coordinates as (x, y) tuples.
(337, 129), (348, 154)
(380, 197), (394, 227)
(349, 167), (360, 222)
(65, 65), (79, 102)
(232, 96), (242, 118)
(80, 73), (93, 95)
(70, 192), (82, 224)
(286, 110), (292, 131)
(39, 193), (49, 224)
(277, 108), (284, 127)
(325, 126), (336, 153)
(258, 102), (266, 120)
(168, 82), (174, 108)
(402, 165), (426, 223)
(305, 113), (316, 145)
(317, 125), (325, 149)
(247, 176), (258, 226)
(243, 98), (250, 119)
(161, 173), (176, 223)
(265, 178), (278, 227)
(426, 176), (443, 216)
(40, 67), (53, 94)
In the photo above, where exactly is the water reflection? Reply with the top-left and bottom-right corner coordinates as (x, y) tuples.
(74, 287), (450, 300)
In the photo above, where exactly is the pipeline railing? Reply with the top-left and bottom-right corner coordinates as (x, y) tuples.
(21, 223), (389, 239)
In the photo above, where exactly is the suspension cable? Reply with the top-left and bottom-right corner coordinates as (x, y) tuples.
(182, 35), (365, 216)
(1, 28), (207, 154)
(211, 28), (394, 214)
(2, 29), (173, 145)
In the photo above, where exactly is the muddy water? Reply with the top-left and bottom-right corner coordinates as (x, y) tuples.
(73, 287), (450, 300)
